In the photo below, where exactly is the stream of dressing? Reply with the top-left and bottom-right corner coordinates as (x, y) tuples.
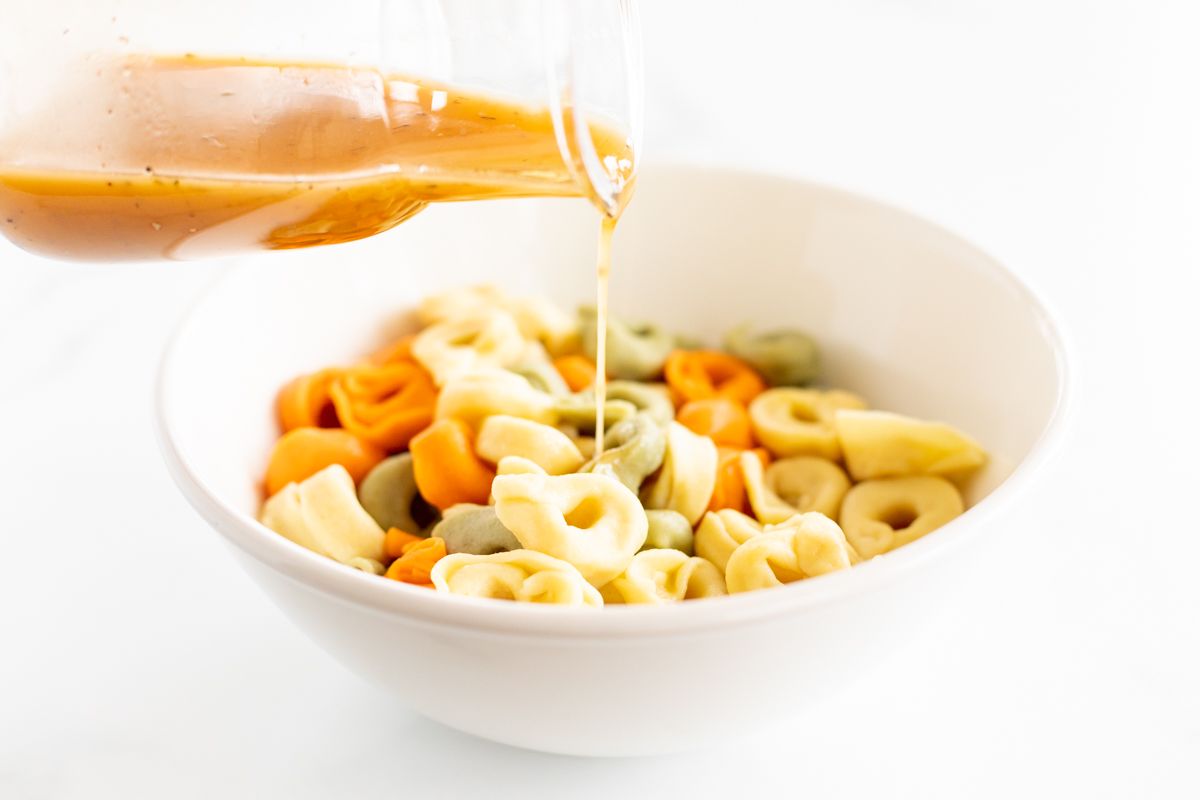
(593, 216), (616, 453)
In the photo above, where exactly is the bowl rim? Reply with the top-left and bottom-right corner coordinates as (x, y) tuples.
(155, 162), (1073, 640)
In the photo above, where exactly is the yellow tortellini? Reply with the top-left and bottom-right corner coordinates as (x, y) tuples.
(740, 451), (851, 523)
(411, 307), (527, 386)
(834, 409), (988, 482)
(601, 549), (727, 605)
(418, 285), (579, 355)
(724, 512), (857, 594)
(260, 464), (385, 571)
(431, 550), (602, 606)
(509, 342), (572, 396)
(640, 421), (718, 525)
(475, 415), (585, 475)
(492, 471), (648, 586)
(839, 475), (964, 558)
(693, 509), (764, 572)
(435, 368), (557, 429)
(748, 388), (867, 460)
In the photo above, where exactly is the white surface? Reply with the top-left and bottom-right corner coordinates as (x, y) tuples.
(1, 0), (1197, 795)
(157, 167), (1066, 755)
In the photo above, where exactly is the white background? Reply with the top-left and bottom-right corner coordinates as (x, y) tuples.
(2, 0), (1198, 797)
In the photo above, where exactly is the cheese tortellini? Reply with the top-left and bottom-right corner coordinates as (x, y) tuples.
(418, 285), (579, 356)
(475, 415), (585, 475)
(640, 422), (718, 525)
(435, 368), (557, 429)
(740, 451), (851, 523)
(492, 471), (648, 586)
(834, 410), (988, 482)
(259, 286), (990, 607)
(411, 308), (527, 386)
(724, 512), (858, 593)
(602, 549), (726, 604)
(694, 509), (764, 572)
(839, 476), (964, 558)
(260, 464), (386, 571)
(432, 550), (602, 606)
(748, 388), (867, 460)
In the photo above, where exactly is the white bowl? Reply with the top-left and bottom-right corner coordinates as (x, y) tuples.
(157, 165), (1068, 757)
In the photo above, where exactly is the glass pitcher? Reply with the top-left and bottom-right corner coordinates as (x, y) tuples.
(0, 0), (642, 261)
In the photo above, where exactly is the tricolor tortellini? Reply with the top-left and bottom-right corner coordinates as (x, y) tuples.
(601, 549), (726, 605)
(640, 422), (718, 525)
(748, 388), (867, 460)
(492, 471), (648, 586)
(431, 550), (602, 606)
(260, 464), (386, 572)
(740, 451), (851, 523)
(411, 307), (527, 386)
(839, 476), (964, 558)
(724, 512), (858, 594)
(260, 286), (993, 607)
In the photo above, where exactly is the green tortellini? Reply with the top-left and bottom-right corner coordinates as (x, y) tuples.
(432, 504), (522, 556)
(553, 395), (638, 434)
(580, 306), (677, 381)
(357, 453), (441, 535)
(723, 324), (820, 387)
(599, 381), (676, 426)
(580, 412), (667, 493)
(641, 509), (695, 555)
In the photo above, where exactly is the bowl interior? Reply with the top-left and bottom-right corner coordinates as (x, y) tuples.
(161, 165), (1064, 584)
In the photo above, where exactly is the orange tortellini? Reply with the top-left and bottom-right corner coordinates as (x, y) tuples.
(258, 285), (989, 606)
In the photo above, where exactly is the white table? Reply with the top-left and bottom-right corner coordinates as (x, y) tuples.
(3, 1), (1197, 797)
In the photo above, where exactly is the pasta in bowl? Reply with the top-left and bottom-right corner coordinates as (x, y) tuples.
(252, 284), (991, 604)
(157, 165), (1068, 755)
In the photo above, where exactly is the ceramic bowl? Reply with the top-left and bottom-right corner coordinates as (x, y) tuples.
(157, 165), (1069, 756)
